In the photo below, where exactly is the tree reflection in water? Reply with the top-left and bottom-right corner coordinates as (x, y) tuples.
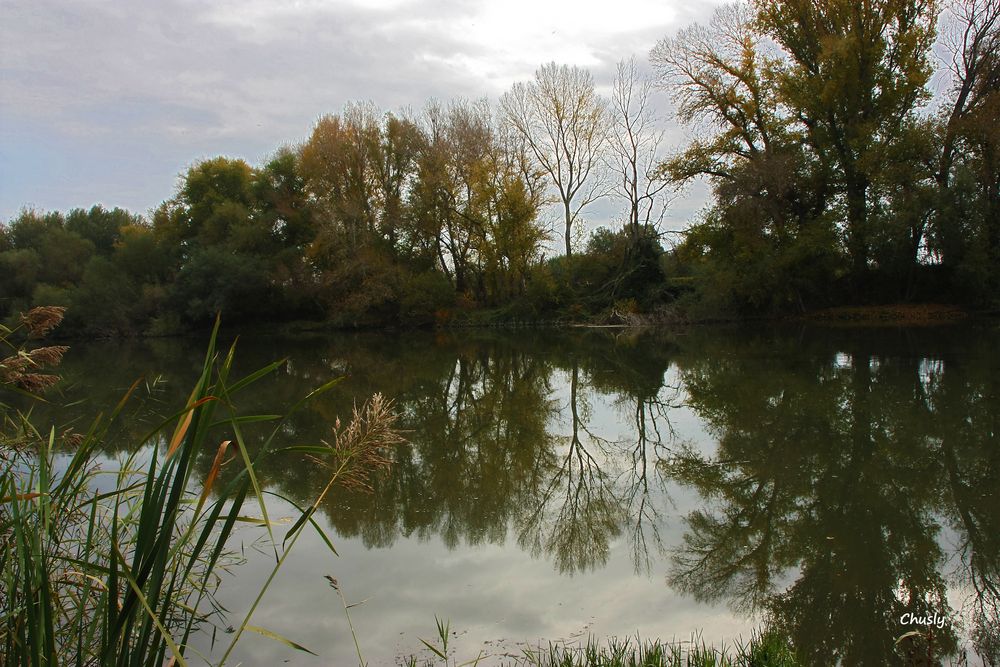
(663, 327), (1000, 665)
(516, 360), (624, 575)
(42, 325), (999, 663)
(512, 334), (680, 575)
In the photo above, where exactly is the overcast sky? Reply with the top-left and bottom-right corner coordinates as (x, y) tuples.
(1, 0), (722, 230)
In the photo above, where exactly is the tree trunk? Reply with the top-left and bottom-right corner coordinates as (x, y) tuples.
(564, 201), (573, 257)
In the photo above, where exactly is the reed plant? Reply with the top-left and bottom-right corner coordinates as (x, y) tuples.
(405, 629), (800, 667)
(1, 308), (401, 665)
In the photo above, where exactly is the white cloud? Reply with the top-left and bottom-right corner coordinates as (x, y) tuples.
(0, 0), (722, 219)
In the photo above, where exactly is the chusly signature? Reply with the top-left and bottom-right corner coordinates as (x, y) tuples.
(899, 612), (947, 629)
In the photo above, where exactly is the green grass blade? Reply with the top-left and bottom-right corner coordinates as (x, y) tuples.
(245, 625), (318, 656)
(111, 544), (189, 667)
(227, 418), (275, 551)
(225, 358), (287, 394)
(268, 491), (339, 556)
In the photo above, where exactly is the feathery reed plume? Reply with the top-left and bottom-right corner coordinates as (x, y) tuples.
(1, 308), (68, 394)
(60, 428), (85, 448)
(20, 306), (66, 338)
(0, 353), (30, 378)
(14, 373), (61, 394)
(312, 392), (403, 493)
(27, 345), (69, 367)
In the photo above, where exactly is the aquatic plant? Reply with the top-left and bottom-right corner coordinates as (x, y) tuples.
(404, 627), (800, 666)
(0, 309), (401, 665)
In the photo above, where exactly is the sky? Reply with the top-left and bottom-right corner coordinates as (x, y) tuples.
(0, 0), (722, 232)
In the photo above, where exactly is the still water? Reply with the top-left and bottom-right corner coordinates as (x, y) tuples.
(48, 324), (999, 665)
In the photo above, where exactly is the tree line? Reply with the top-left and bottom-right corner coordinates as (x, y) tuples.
(1, 0), (997, 334)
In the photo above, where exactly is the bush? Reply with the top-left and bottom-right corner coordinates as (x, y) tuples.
(399, 270), (455, 326)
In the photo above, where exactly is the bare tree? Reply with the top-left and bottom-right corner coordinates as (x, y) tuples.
(939, 0), (1000, 186)
(649, 4), (780, 181)
(609, 56), (672, 254)
(500, 63), (607, 257)
(936, 0), (1000, 261)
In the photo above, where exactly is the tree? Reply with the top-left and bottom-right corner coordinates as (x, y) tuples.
(609, 57), (671, 254)
(253, 148), (322, 315)
(3, 209), (95, 288)
(373, 113), (424, 249)
(653, 0), (950, 309)
(651, 5), (785, 184)
(501, 63), (607, 257)
(299, 103), (382, 247)
(254, 148), (315, 250)
(477, 128), (547, 303)
(171, 246), (274, 323)
(170, 157), (256, 248)
(65, 205), (142, 255)
(409, 99), (546, 301)
(753, 0), (939, 290)
(938, 0), (999, 190)
(932, 0), (1000, 299)
(408, 100), (479, 291)
(651, 4), (839, 313)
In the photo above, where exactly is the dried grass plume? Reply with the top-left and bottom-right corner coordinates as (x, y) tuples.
(312, 393), (404, 493)
(21, 306), (66, 338)
(1, 307), (68, 394)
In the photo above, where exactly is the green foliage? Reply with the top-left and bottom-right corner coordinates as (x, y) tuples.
(0, 209), (173, 333)
(675, 211), (842, 316)
(178, 157), (256, 245)
(114, 223), (172, 285)
(499, 225), (670, 321)
(399, 270), (456, 325)
(65, 205), (141, 255)
(69, 256), (140, 335)
(0, 248), (42, 303)
(6, 210), (95, 287)
(253, 148), (316, 249)
(173, 247), (275, 324)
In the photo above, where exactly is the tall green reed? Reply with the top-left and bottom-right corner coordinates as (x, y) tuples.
(1, 310), (400, 665)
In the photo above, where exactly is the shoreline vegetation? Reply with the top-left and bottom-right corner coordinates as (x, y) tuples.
(2, 0), (998, 339)
(1, 310), (404, 665)
(402, 628), (805, 667)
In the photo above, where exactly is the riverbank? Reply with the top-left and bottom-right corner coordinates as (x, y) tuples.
(22, 300), (993, 342)
(799, 303), (972, 325)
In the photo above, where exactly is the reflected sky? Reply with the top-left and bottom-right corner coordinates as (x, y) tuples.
(34, 323), (1000, 665)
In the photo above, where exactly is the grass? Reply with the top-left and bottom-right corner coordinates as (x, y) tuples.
(0, 308), (402, 665)
(404, 629), (801, 667)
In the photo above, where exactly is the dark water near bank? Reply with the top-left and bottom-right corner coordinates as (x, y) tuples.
(43, 324), (1000, 664)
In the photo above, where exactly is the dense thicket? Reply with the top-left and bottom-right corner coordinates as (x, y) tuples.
(1, 0), (996, 333)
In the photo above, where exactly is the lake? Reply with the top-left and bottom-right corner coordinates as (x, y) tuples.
(43, 323), (999, 665)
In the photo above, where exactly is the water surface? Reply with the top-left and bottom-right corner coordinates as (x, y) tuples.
(45, 324), (1000, 665)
